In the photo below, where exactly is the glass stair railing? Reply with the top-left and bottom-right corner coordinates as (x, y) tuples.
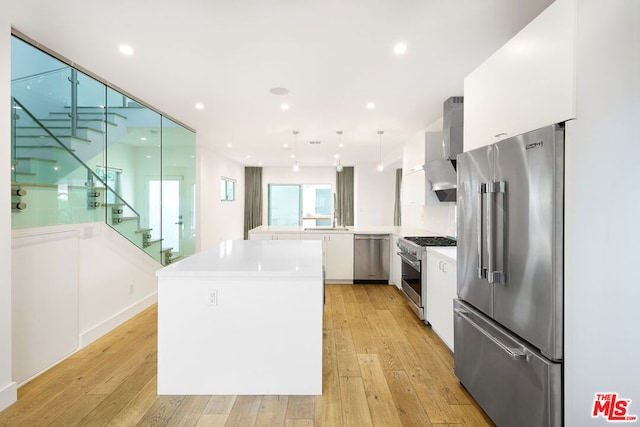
(11, 97), (168, 265)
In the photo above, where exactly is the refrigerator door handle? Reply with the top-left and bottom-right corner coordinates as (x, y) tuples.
(487, 181), (505, 284)
(455, 308), (527, 361)
(477, 183), (487, 279)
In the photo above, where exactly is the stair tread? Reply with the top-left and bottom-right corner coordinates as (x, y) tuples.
(16, 125), (104, 132)
(15, 156), (58, 163)
(135, 228), (153, 233)
(15, 135), (92, 143)
(15, 145), (75, 152)
(115, 216), (137, 221)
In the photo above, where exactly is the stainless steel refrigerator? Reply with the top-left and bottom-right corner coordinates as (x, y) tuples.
(455, 123), (564, 426)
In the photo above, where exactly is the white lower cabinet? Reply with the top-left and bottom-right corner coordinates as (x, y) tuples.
(323, 233), (354, 282)
(302, 233), (353, 282)
(426, 250), (456, 352)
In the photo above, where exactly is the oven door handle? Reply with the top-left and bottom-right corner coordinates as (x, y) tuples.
(397, 252), (421, 270)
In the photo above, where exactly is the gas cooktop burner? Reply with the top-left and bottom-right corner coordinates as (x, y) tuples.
(404, 236), (457, 247)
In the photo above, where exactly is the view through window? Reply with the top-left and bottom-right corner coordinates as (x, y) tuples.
(268, 184), (332, 227)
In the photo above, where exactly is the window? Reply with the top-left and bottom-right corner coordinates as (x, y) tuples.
(221, 177), (236, 201)
(268, 184), (332, 227)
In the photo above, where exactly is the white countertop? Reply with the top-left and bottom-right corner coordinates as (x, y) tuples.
(249, 225), (446, 237)
(427, 246), (457, 261)
(156, 239), (323, 278)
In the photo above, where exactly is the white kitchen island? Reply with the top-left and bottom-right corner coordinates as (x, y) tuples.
(156, 239), (323, 395)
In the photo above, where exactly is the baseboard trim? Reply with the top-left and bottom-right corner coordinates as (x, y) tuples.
(79, 292), (158, 348)
(0, 381), (17, 412)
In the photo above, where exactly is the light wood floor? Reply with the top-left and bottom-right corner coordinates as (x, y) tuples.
(0, 284), (494, 426)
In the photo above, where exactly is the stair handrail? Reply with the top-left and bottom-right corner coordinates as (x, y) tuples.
(11, 66), (70, 83)
(12, 96), (143, 227)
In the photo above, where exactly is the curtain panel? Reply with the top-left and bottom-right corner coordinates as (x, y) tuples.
(394, 168), (402, 226)
(336, 166), (354, 226)
(244, 166), (263, 239)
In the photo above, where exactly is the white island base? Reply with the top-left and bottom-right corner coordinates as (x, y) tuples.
(156, 240), (324, 395)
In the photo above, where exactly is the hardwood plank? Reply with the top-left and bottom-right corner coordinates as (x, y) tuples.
(225, 395), (263, 427)
(285, 395), (314, 419)
(284, 419), (315, 427)
(339, 376), (374, 426)
(48, 393), (107, 426)
(203, 395), (236, 414)
(384, 370), (433, 426)
(166, 395), (211, 427)
(195, 413), (229, 427)
(254, 395), (288, 426)
(313, 320), (344, 426)
(135, 395), (185, 426)
(357, 353), (403, 426)
(105, 376), (158, 427)
(76, 352), (158, 426)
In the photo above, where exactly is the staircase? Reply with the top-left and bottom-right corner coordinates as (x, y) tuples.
(10, 97), (177, 265)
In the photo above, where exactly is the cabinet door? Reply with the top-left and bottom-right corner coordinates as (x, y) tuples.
(324, 233), (354, 282)
(463, 0), (575, 151)
(426, 252), (456, 351)
(274, 233), (300, 240)
(391, 236), (402, 289)
(249, 233), (274, 240)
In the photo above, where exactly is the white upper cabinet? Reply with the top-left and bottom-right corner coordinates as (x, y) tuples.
(463, 0), (576, 151)
(402, 132), (426, 175)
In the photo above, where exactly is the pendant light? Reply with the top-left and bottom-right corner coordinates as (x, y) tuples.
(292, 130), (300, 172)
(377, 130), (384, 172)
(336, 131), (343, 172)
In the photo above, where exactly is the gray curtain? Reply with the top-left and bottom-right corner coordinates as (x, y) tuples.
(394, 168), (402, 226)
(336, 166), (354, 226)
(244, 167), (263, 239)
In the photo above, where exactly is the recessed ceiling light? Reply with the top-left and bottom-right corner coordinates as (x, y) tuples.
(141, 137), (147, 141)
(246, 155), (251, 158)
(283, 143), (289, 148)
(270, 87), (289, 95)
(145, 155), (151, 159)
(338, 143), (344, 148)
(226, 143), (233, 148)
(258, 162), (263, 166)
(334, 154), (340, 159)
(280, 103), (290, 111)
(393, 42), (408, 55)
(367, 102), (375, 110)
(195, 103), (204, 110)
(290, 154), (295, 159)
(119, 44), (134, 56)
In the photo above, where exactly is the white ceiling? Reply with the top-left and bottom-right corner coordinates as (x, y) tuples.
(9, 0), (554, 168)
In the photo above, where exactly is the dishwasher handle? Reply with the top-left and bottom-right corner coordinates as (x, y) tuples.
(354, 234), (390, 240)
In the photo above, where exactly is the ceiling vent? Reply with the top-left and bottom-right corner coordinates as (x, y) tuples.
(308, 140), (322, 145)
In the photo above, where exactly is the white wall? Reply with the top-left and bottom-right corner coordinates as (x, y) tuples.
(11, 223), (160, 386)
(261, 167), (336, 226)
(197, 144), (245, 248)
(0, 20), (17, 412)
(564, 1), (640, 425)
(354, 163), (396, 227)
(402, 204), (456, 237)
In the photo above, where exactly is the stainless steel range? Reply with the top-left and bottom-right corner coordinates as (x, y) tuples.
(397, 236), (456, 320)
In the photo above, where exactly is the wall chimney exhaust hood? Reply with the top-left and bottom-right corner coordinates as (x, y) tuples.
(423, 96), (463, 202)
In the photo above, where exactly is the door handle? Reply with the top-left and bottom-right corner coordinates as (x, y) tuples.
(486, 181), (505, 284)
(175, 221), (183, 225)
(477, 183), (487, 279)
(455, 308), (527, 361)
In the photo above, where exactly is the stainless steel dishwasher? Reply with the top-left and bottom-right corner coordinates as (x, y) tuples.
(353, 234), (390, 284)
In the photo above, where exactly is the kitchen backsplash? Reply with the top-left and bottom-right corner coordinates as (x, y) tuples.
(402, 203), (457, 238)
